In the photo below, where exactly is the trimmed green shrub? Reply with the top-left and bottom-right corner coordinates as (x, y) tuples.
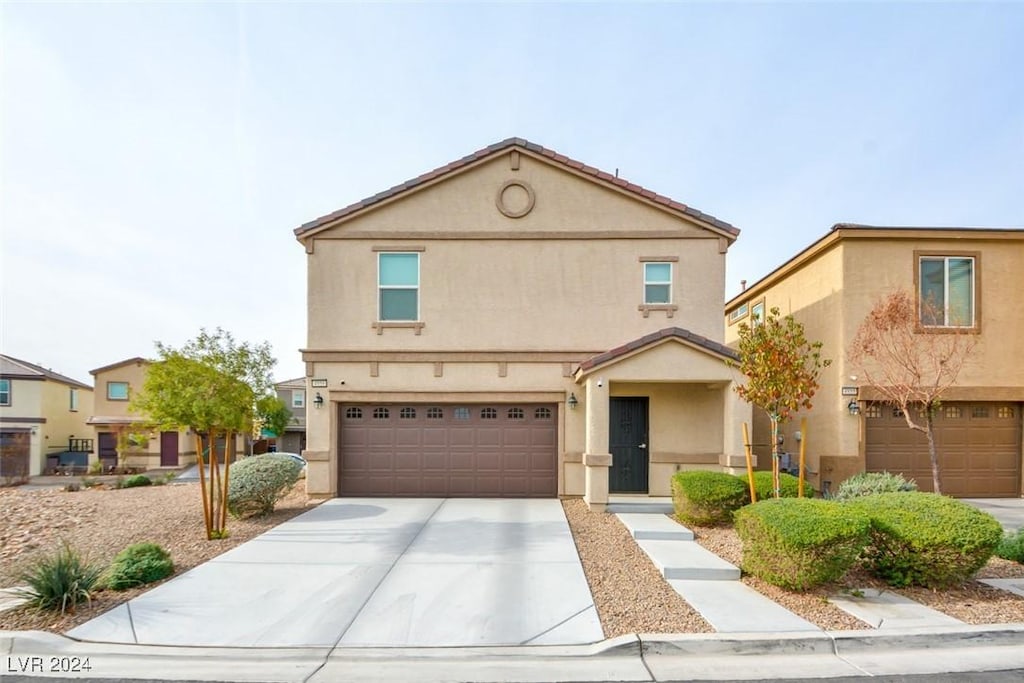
(227, 453), (303, 518)
(105, 543), (174, 590)
(671, 470), (749, 526)
(833, 471), (917, 501)
(121, 474), (152, 488)
(995, 529), (1024, 564)
(741, 471), (815, 500)
(735, 498), (870, 591)
(852, 492), (1003, 588)
(15, 543), (103, 613)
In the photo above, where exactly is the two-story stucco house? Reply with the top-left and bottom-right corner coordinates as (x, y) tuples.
(0, 354), (94, 478)
(725, 225), (1024, 498)
(87, 357), (196, 470)
(296, 138), (751, 510)
(273, 377), (308, 454)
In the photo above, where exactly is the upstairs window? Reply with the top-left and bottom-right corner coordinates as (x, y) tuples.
(378, 253), (419, 321)
(69, 388), (79, 412)
(107, 381), (129, 401)
(0, 379), (10, 406)
(751, 300), (765, 326)
(919, 256), (975, 328)
(643, 262), (672, 304)
(292, 390), (305, 409)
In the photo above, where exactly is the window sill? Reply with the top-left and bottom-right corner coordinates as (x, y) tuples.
(638, 304), (678, 318)
(916, 324), (981, 335)
(372, 321), (425, 335)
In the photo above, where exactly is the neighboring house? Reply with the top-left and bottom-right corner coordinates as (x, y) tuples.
(725, 224), (1024, 498)
(87, 358), (196, 470)
(273, 377), (308, 454)
(0, 354), (94, 478)
(295, 138), (751, 509)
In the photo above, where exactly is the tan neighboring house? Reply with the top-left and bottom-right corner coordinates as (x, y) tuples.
(0, 354), (94, 478)
(273, 377), (308, 454)
(725, 224), (1024, 498)
(87, 357), (197, 470)
(296, 138), (751, 509)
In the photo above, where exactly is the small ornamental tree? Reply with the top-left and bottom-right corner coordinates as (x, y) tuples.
(133, 328), (277, 539)
(730, 307), (831, 499)
(256, 395), (292, 442)
(848, 289), (977, 494)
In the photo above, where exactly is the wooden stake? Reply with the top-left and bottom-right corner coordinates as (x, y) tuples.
(742, 422), (756, 503)
(798, 417), (808, 498)
(195, 433), (212, 537)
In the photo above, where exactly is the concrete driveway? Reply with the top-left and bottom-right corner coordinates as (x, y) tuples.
(67, 498), (602, 648)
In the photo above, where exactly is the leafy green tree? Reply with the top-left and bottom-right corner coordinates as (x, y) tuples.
(256, 395), (293, 440)
(730, 307), (831, 499)
(133, 328), (277, 539)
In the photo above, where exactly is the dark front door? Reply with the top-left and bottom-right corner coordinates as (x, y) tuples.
(160, 431), (179, 467)
(609, 397), (649, 493)
(98, 432), (118, 470)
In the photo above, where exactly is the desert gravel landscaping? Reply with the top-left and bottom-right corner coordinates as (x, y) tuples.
(2, 485), (1023, 638)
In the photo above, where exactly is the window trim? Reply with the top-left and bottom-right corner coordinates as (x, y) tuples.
(377, 252), (420, 322)
(913, 250), (981, 333)
(0, 378), (10, 406)
(107, 381), (130, 401)
(292, 390), (305, 409)
(69, 388), (79, 412)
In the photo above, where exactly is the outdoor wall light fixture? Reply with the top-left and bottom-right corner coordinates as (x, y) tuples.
(847, 400), (860, 416)
(314, 392), (324, 409)
(567, 393), (579, 410)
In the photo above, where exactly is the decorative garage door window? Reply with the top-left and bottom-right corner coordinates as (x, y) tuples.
(481, 408), (498, 419)
(345, 407), (363, 419)
(999, 406), (1015, 419)
(373, 407), (390, 419)
(400, 407), (416, 419)
(944, 405), (962, 419)
(534, 407), (552, 419)
(427, 407), (444, 419)
(454, 407), (471, 420)
(508, 407), (524, 420)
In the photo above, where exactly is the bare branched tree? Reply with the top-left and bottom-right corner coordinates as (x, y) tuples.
(848, 289), (977, 494)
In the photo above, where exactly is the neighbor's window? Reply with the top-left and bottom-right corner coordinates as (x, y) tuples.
(378, 252), (419, 321)
(69, 388), (79, 412)
(643, 262), (672, 304)
(751, 301), (765, 326)
(728, 303), (749, 324)
(0, 379), (10, 406)
(919, 256), (974, 327)
(107, 381), (129, 401)
(292, 390), (305, 409)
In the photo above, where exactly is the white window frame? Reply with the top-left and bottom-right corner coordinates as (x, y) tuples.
(728, 303), (749, 324)
(69, 388), (79, 412)
(292, 389), (305, 409)
(643, 262), (673, 305)
(377, 252), (420, 322)
(751, 300), (765, 326)
(0, 379), (10, 406)
(107, 381), (129, 401)
(918, 255), (976, 328)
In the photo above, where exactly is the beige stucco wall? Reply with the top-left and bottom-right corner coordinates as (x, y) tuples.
(92, 360), (149, 417)
(726, 232), (1024, 492)
(40, 381), (94, 468)
(0, 378), (45, 475)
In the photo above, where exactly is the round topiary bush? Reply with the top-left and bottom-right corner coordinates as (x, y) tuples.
(735, 498), (870, 591)
(671, 470), (749, 526)
(105, 542), (174, 590)
(740, 471), (815, 501)
(227, 453), (303, 518)
(833, 471), (917, 501)
(851, 492), (1004, 588)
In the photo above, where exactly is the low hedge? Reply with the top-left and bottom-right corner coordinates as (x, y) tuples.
(671, 470), (748, 526)
(734, 498), (870, 591)
(120, 474), (152, 489)
(996, 529), (1024, 564)
(742, 471), (815, 501)
(851, 492), (1003, 587)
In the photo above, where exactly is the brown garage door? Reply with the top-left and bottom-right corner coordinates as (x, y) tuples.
(0, 430), (31, 482)
(865, 402), (1022, 497)
(339, 403), (557, 497)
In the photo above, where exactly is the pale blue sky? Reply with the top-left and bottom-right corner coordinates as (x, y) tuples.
(2, 2), (1021, 385)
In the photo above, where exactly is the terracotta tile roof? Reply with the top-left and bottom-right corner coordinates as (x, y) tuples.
(576, 327), (738, 374)
(0, 354), (92, 390)
(294, 137), (740, 238)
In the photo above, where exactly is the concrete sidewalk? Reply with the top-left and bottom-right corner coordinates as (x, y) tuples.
(67, 498), (601, 648)
(4, 625), (1024, 682)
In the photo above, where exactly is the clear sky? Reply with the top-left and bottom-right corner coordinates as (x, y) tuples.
(2, 2), (1021, 386)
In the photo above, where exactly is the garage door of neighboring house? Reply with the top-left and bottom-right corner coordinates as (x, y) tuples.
(865, 402), (1022, 497)
(339, 403), (557, 497)
(0, 430), (31, 481)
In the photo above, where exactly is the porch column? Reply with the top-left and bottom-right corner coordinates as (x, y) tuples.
(721, 382), (752, 473)
(583, 375), (611, 512)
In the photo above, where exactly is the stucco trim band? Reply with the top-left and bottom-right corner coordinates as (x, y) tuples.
(582, 453), (612, 467)
(327, 390), (565, 403)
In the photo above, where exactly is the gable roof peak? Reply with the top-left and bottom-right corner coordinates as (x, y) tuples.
(293, 137), (740, 240)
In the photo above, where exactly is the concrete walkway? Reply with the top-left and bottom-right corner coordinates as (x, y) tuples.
(964, 498), (1024, 532)
(68, 498), (601, 647)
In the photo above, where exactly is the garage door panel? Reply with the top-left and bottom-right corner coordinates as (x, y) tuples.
(866, 401), (1021, 497)
(340, 403), (557, 497)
